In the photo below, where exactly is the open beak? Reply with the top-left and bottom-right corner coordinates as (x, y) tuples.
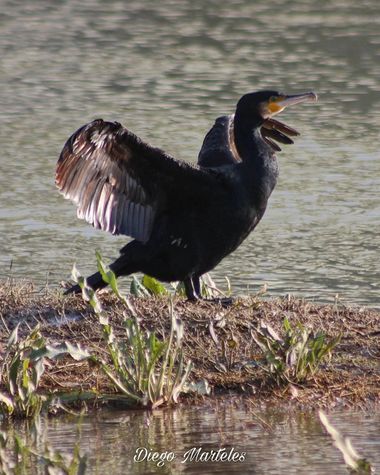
(263, 118), (300, 137)
(262, 92), (317, 151)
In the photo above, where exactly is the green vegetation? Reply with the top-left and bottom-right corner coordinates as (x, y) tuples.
(1, 252), (378, 419)
(252, 318), (341, 384)
(0, 325), (47, 418)
(72, 253), (193, 409)
(0, 324), (91, 419)
(97, 307), (192, 408)
(0, 256), (193, 419)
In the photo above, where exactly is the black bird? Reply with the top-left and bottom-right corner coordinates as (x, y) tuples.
(56, 90), (317, 302)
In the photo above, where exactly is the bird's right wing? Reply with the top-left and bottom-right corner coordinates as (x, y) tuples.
(56, 119), (218, 243)
(198, 115), (240, 168)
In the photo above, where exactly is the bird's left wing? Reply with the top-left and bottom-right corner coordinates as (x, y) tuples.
(56, 119), (218, 242)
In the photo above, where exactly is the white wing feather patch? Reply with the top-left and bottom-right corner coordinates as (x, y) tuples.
(56, 120), (156, 242)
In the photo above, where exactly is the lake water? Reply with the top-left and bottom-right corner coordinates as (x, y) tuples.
(9, 402), (380, 474)
(0, 0), (379, 307)
(1, 2), (380, 474)
(1, 2), (379, 473)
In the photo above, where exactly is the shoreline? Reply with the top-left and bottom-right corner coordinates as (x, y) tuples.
(1, 280), (379, 412)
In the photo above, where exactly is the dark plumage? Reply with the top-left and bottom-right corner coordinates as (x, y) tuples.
(56, 90), (317, 302)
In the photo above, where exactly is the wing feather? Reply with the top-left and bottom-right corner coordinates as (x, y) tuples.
(198, 115), (240, 168)
(57, 119), (217, 243)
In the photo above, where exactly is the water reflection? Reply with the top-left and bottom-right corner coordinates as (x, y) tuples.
(0, 0), (379, 306)
(9, 401), (380, 474)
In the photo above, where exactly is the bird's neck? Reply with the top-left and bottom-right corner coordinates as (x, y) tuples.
(233, 111), (278, 206)
(233, 109), (265, 158)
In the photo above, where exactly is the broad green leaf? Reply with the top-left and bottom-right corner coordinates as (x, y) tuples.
(45, 342), (91, 361)
(142, 275), (167, 296)
(22, 358), (30, 390)
(9, 355), (21, 395)
(33, 359), (45, 386)
(130, 276), (150, 297)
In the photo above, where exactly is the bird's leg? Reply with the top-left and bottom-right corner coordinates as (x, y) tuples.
(191, 275), (202, 298)
(184, 275), (234, 307)
(184, 276), (200, 301)
(197, 274), (234, 306)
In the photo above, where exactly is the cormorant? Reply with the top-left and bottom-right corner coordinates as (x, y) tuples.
(56, 90), (317, 302)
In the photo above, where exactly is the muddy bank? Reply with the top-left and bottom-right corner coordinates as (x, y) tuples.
(1, 280), (379, 409)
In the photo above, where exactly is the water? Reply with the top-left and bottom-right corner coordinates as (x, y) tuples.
(0, 0), (379, 307)
(8, 402), (380, 474)
(1, 2), (379, 472)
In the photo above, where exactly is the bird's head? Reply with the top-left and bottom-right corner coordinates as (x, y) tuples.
(237, 90), (318, 121)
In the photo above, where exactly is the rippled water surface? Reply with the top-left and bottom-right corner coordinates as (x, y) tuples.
(1, 2), (380, 473)
(0, 0), (379, 305)
(9, 402), (380, 474)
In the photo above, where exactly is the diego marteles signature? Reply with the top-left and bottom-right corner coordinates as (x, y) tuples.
(133, 446), (246, 467)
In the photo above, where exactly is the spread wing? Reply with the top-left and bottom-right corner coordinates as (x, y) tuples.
(56, 119), (216, 243)
(198, 115), (300, 168)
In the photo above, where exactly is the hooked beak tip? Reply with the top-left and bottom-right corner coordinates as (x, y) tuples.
(306, 91), (318, 102)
